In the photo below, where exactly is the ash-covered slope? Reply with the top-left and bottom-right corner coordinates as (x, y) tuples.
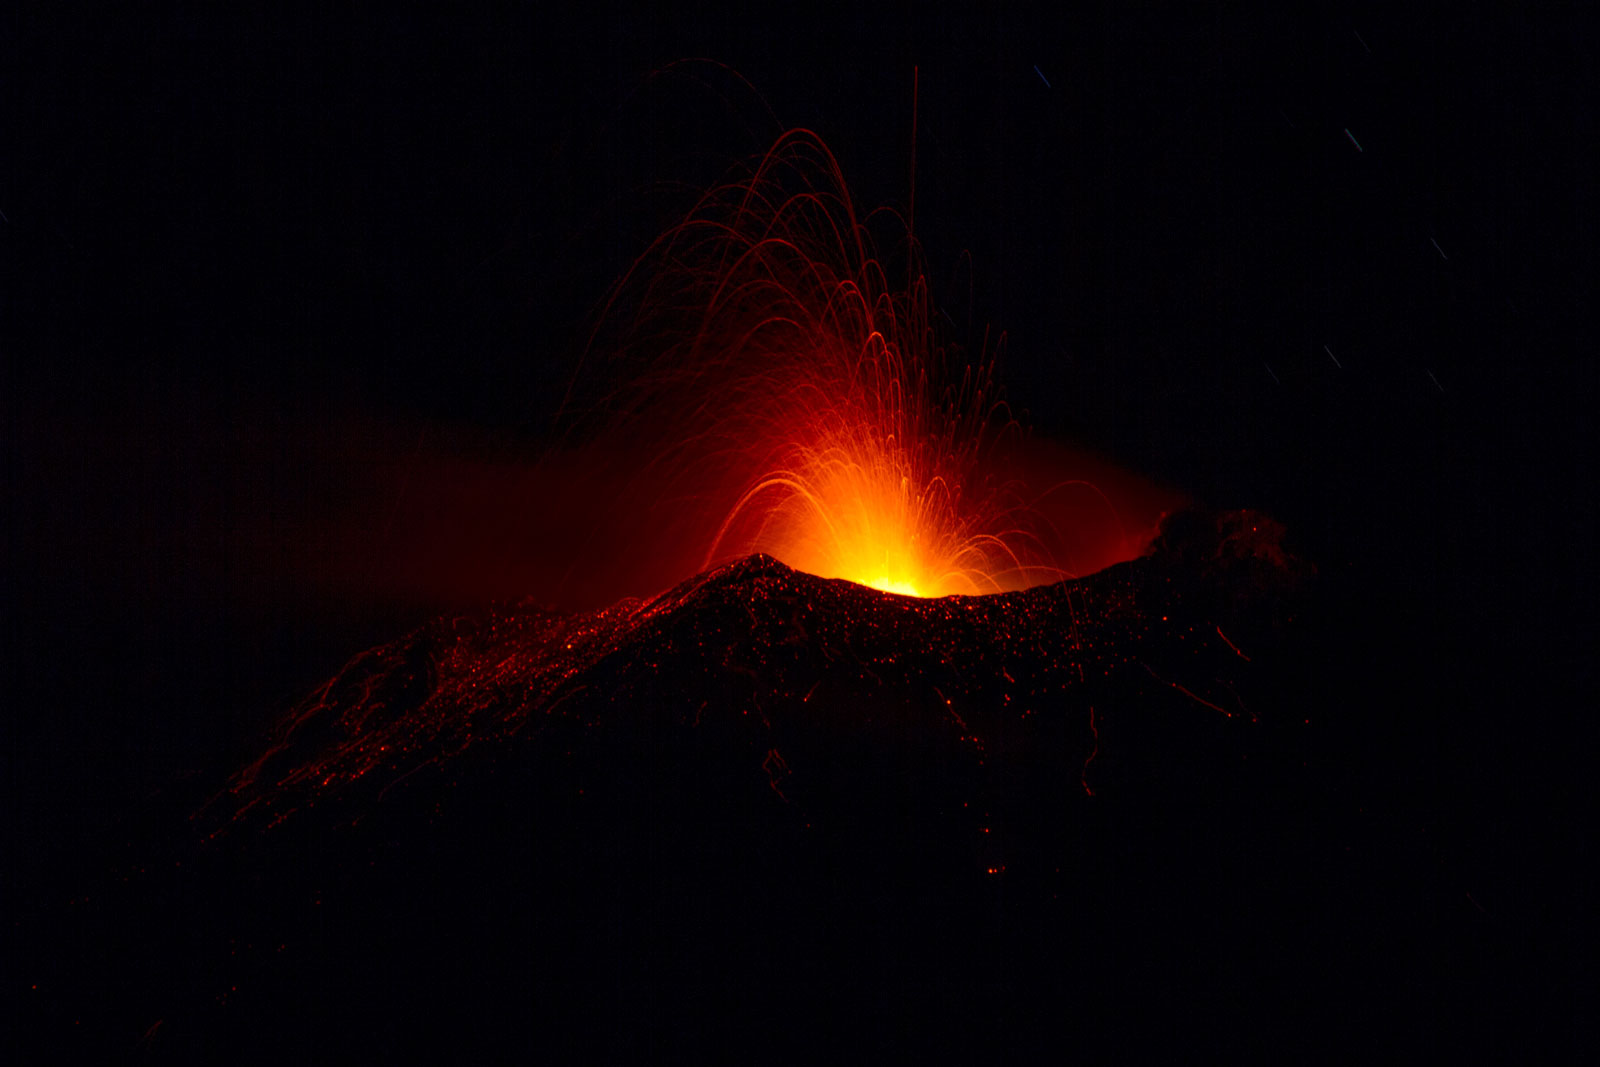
(26, 510), (1318, 1060)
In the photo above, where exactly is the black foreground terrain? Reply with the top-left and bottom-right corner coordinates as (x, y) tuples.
(14, 510), (1570, 1059)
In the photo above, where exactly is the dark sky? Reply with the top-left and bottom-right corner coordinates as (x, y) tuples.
(5, 4), (1593, 916)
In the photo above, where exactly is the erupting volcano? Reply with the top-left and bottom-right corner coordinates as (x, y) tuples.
(17, 9), (1577, 1057)
(25, 120), (1311, 1062)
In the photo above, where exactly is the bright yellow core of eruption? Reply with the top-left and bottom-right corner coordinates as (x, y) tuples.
(869, 577), (923, 597)
(710, 430), (1034, 599)
(761, 468), (1012, 598)
(770, 474), (989, 599)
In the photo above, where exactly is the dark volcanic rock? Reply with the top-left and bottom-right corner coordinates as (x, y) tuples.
(23, 509), (1321, 1059)
(202, 507), (1309, 830)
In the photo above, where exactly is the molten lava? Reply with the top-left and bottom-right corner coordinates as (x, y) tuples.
(568, 130), (1073, 598)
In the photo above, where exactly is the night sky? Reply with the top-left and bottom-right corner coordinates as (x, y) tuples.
(6, 3), (1593, 1055)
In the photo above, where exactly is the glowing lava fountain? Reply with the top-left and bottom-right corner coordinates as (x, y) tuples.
(568, 129), (1067, 598)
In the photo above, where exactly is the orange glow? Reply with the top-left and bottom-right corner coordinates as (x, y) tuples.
(704, 398), (1051, 597)
(573, 129), (1071, 598)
